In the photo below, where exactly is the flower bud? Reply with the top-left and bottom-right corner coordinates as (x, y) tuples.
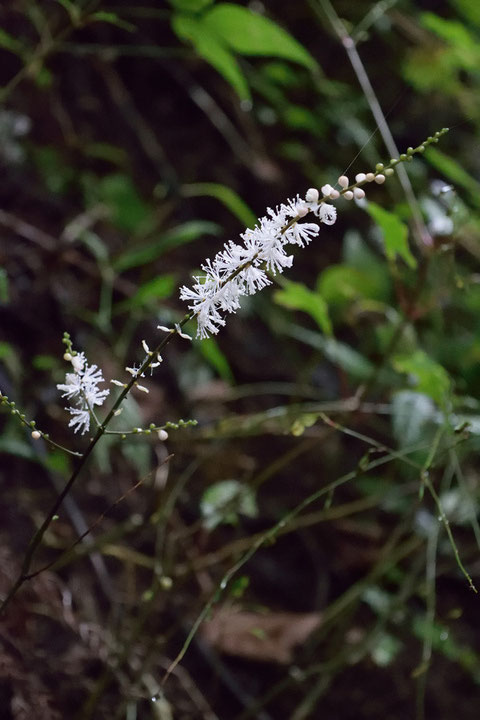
(305, 188), (319, 203)
(354, 187), (365, 199)
(158, 429), (169, 441)
(374, 174), (386, 184)
(343, 190), (354, 200)
(366, 173), (375, 182)
(31, 430), (41, 440)
(338, 175), (349, 188)
(355, 173), (366, 183)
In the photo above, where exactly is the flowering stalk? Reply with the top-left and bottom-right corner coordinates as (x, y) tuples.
(0, 129), (448, 616)
(180, 128), (449, 339)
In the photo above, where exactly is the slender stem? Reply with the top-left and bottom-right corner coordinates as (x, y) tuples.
(0, 315), (191, 614)
(314, 0), (432, 249)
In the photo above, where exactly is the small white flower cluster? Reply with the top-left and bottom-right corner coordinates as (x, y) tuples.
(57, 352), (110, 434)
(110, 339), (163, 393)
(180, 194), (337, 338)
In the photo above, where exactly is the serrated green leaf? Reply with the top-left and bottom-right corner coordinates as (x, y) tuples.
(114, 220), (221, 272)
(182, 182), (256, 227)
(172, 13), (250, 101)
(203, 3), (317, 70)
(393, 350), (451, 405)
(274, 280), (332, 335)
(367, 202), (417, 269)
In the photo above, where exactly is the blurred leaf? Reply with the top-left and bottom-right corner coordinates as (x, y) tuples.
(44, 449), (72, 476)
(203, 4), (317, 69)
(413, 616), (480, 682)
(0, 28), (25, 56)
(393, 350), (451, 406)
(392, 391), (437, 449)
(367, 202), (417, 269)
(0, 268), (9, 303)
(168, 0), (214, 11)
(425, 146), (480, 208)
(317, 264), (381, 309)
(114, 220), (221, 272)
(451, 0), (480, 26)
(274, 280), (332, 335)
(98, 174), (153, 234)
(0, 436), (37, 461)
(32, 146), (75, 195)
(182, 182), (257, 227)
(200, 479), (257, 530)
(342, 230), (391, 300)
(421, 13), (479, 69)
(89, 11), (136, 32)
(32, 354), (58, 371)
(286, 324), (374, 380)
(195, 337), (234, 382)
(371, 633), (403, 667)
(172, 13), (250, 101)
(114, 274), (177, 314)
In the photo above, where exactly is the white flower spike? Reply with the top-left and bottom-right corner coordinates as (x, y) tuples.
(57, 352), (109, 434)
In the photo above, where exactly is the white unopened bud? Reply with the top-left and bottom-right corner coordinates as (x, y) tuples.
(296, 204), (308, 217)
(63, 353), (72, 362)
(366, 173), (375, 182)
(354, 187), (365, 199)
(343, 190), (354, 200)
(329, 189), (340, 200)
(375, 174), (386, 184)
(32, 430), (41, 440)
(355, 173), (366, 183)
(321, 183), (334, 197)
(305, 188), (319, 203)
(158, 429), (169, 441)
(338, 175), (349, 188)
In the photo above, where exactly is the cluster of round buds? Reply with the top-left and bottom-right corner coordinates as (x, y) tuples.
(306, 128), (449, 207)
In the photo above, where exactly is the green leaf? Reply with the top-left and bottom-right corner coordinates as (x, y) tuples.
(172, 13), (250, 101)
(367, 202), (417, 269)
(317, 264), (383, 308)
(393, 350), (451, 406)
(98, 174), (154, 235)
(89, 11), (136, 32)
(0, 28), (25, 56)
(451, 0), (480, 27)
(421, 13), (479, 69)
(342, 230), (391, 300)
(203, 4), (317, 69)
(0, 268), (9, 303)
(274, 280), (332, 336)
(425, 146), (480, 208)
(195, 337), (234, 382)
(286, 324), (374, 380)
(168, 0), (214, 12)
(114, 275), (177, 314)
(200, 479), (257, 530)
(182, 182), (257, 227)
(114, 220), (221, 272)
